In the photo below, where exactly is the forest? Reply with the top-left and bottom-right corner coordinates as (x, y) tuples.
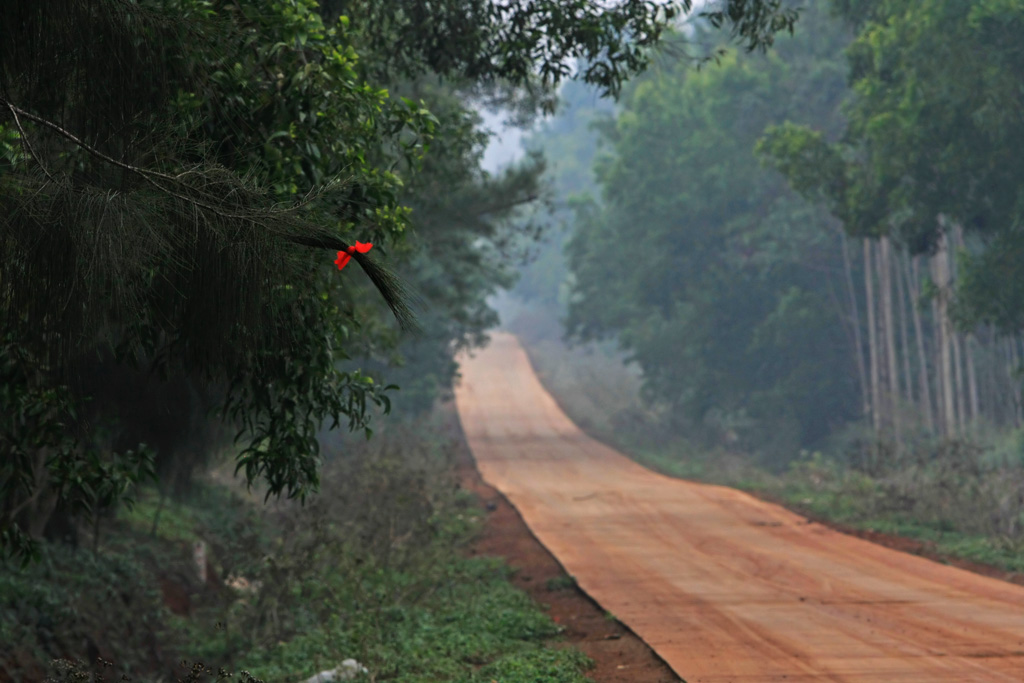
(4, 0), (1024, 680)
(509, 0), (1024, 573)
(521, 0), (1024, 457)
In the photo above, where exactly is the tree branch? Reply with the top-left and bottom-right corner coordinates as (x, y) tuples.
(472, 192), (539, 217)
(0, 98), (353, 248)
(0, 99), (419, 329)
(5, 101), (55, 183)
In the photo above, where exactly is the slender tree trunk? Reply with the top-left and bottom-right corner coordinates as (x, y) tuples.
(978, 327), (990, 421)
(997, 336), (1010, 425)
(1010, 337), (1023, 428)
(965, 334), (980, 426)
(932, 294), (945, 435)
(865, 239), (881, 434)
(995, 330), (1012, 426)
(841, 232), (870, 420)
(880, 237), (902, 448)
(985, 327), (1000, 424)
(945, 226), (966, 431)
(894, 247), (914, 410)
(908, 256), (934, 431)
(949, 222), (980, 426)
(933, 233), (956, 438)
(952, 331), (966, 432)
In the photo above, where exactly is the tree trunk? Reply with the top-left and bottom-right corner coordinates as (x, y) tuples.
(952, 331), (966, 432)
(950, 222), (980, 426)
(965, 334), (980, 426)
(932, 293), (945, 435)
(932, 233), (956, 438)
(1010, 337), (1023, 428)
(991, 327), (1007, 423)
(865, 239), (881, 434)
(894, 247), (914, 410)
(907, 256), (934, 432)
(880, 236), (902, 447)
(841, 232), (870, 420)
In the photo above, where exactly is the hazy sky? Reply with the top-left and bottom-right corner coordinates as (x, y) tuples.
(479, 108), (526, 174)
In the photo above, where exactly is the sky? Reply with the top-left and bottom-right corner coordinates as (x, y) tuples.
(479, 108), (526, 174)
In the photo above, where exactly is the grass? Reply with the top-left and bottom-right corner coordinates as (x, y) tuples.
(243, 557), (591, 683)
(631, 443), (1024, 574)
(0, 421), (594, 683)
(0, 515), (181, 679)
(839, 518), (1024, 571)
(707, 454), (1023, 574)
(770, 476), (1024, 573)
(545, 574), (577, 592)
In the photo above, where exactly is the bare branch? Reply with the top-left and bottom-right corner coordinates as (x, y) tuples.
(5, 101), (55, 183)
(471, 193), (539, 218)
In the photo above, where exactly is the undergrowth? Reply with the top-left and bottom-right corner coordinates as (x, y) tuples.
(0, 420), (593, 682)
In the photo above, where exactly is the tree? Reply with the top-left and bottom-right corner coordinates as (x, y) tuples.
(322, 0), (800, 98)
(1, 0), (430, 554)
(764, 0), (1024, 327)
(761, 0), (1024, 444)
(565, 7), (859, 458)
(0, 0), (803, 556)
(363, 78), (548, 413)
(510, 77), (614, 313)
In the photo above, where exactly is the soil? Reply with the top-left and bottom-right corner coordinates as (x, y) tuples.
(447, 409), (680, 683)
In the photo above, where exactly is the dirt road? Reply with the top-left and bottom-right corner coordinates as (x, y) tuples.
(454, 333), (1024, 682)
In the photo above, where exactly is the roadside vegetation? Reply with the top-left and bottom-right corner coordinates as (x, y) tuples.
(1, 421), (594, 681)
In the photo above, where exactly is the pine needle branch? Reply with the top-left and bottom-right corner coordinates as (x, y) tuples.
(1, 98), (419, 332)
(4, 101), (54, 183)
(1, 98), (267, 219)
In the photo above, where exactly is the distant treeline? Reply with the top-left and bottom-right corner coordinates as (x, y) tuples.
(517, 1), (1024, 462)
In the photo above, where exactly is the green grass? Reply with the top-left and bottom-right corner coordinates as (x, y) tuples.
(647, 450), (1024, 574)
(470, 648), (593, 683)
(244, 557), (591, 683)
(118, 488), (199, 543)
(775, 487), (1024, 573)
(545, 574), (577, 592)
(1, 432), (594, 683)
(670, 455), (1024, 574)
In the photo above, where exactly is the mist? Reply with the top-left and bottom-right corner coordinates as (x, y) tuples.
(5, 0), (1024, 680)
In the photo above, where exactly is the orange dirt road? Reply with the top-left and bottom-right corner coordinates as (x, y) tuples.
(454, 333), (1024, 682)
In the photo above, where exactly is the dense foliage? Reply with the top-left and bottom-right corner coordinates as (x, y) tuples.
(761, 0), (1024, 443)
(322, 0), (800, 98)
(550, 0), (1024, 462)
(764, 0), (1024, 306)
(564, 8), (857, 457)
(510, 79), (614, 312)
(0, 0), (422, 556)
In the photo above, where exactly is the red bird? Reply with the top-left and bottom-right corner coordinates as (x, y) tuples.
(334, 241), (373, 271)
